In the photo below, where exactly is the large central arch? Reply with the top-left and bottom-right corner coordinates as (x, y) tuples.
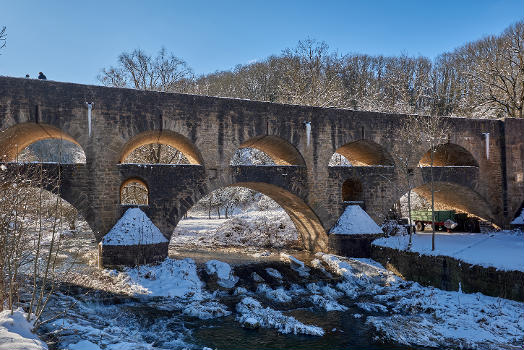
(384, 181), (494, 225)
(0, 123), (83, 162)
(229, 182), (327, 251)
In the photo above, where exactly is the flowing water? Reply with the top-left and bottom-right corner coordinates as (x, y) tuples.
(39, 245), (431, 350)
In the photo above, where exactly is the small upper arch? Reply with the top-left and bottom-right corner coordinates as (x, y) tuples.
(0, 123), (85, 163)
(330, 139), (394, 166)
(119, 130), (204, 165)
(418, 143), (479, 167)
(234, 135), (305, 166)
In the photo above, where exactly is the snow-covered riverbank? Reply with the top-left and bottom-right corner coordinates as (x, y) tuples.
(373, 230), (524, 271)
(33, 251), (524, 350)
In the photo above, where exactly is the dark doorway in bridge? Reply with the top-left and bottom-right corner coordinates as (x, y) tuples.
(0, 123), (86, 163)
(232, 135), (305, 166)
(387, 182), (494, 234)
(120, 178), (149, 205)
(419, 143), (479, 167)
(329, 140), (394, 166)
(341, 179), (364, 203)
(120, 130), (204, 165)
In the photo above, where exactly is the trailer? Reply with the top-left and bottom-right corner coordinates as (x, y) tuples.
(411, 210), (480, 232)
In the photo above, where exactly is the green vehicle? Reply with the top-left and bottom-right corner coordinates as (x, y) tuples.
(411, 210), (480, 232)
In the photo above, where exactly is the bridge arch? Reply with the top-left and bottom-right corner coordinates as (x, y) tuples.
(418, 143), (479, 167)
(0, 123), (85, 163)
(329, 139), (394, 166)
(120, 178), (149, 205)
(384, 181), (494, 225)
(235, 135), (305, 166)
(119, 130), (204, 165)
(167, 180), (327, 252)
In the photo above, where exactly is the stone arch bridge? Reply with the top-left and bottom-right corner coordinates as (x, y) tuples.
(1, 77), (523, 260)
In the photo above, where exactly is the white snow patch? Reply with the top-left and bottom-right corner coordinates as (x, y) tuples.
(512, 208), (524, 225)
(251, 272), (265, 282)
(280, 253), (310, 277)
(373, 230), (524, 272)
(310, 295), (348, 312)
(109, 258), (204, 298)
(330, 205), (383, 235)
(205, 260), (239, 288)
(102, 208), (168, 246)
(0, 309), (48, 350)
(265, 267), (283, 280)
(183, 301), (231, 319)
(236, 297), (324, 336)
(69, 340), (101, 350)
(257, 284), (292, 303)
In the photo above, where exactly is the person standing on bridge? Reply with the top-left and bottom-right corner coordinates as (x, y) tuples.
(38, 72), (47, 80)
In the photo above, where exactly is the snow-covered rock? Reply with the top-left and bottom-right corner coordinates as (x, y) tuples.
(265, 267), (283, 280)
(0, 309), (48, 350)
(330, 205), (383, 235)
(114, 258), (204, 298)
(256, 284), (292, 303)
(68, 340), (101, 350)
(102, 208), (168, 246)
(183, 301), (231, 319)
(205, 260), (239, 288)
(236, 297), (324, 336)
(280, 253), (310, 277)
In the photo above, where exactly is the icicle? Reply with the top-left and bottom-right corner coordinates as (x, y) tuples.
(305, 122), (311, 147)
(85, 102), (94, 137)
(482, 132), (490, 160)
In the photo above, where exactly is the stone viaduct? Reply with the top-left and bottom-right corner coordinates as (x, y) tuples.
(1, 77), (523, 259)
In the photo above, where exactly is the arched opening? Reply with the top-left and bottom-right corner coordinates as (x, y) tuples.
(387, 182), (494, 233)
(0, 170), (96, 268)
(120, 178), (149, 205)
(0, 123), (86, 163)
(342, 179), (363, 202)
(120, 130), (203, 165)
(230, 148), (274, 165)
(418, 143), (479, 167)
(172, 182), (327, 252)
(329, 140), (394, 166)
(233, 135), (305, 166)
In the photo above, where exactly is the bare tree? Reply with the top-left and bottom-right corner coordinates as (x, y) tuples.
(419, 115), (451, 250)
(98, 47), (194, 92)
(278, 38), (346, 108)
(124, 143), (189, 165)
(389, 115), (428, 249)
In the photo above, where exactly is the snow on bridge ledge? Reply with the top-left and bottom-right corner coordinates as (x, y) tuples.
(102, 208), (168, 246)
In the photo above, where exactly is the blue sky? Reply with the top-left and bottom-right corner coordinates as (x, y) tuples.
(1, 0), (522, 85)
